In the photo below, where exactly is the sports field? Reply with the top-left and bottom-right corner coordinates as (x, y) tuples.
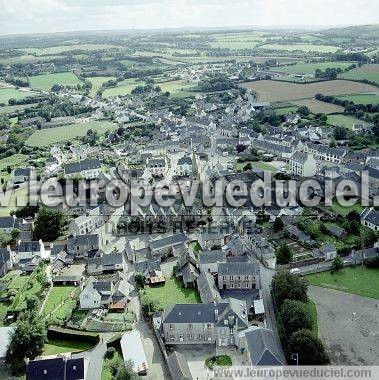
(26, 120), (116, 147)
(338, 64), (379, 85)
(240, 79), (378, 102)
(260, 44), (340, 53)
(29, 72), (82, 91)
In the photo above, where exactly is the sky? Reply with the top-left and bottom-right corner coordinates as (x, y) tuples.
(0, 0), (378, 35)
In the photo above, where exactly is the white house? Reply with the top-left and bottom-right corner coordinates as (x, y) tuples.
(176, 155), (192, 177)
(360, 208), (379, 232)
(146, 157), (168, 177)
(69, 207), (104, 235)
(289, 151), (317, 177)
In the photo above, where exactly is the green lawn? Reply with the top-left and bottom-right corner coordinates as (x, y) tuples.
(272, 61), (351, 75)
(0, 186), (28, 216)
(141, 277), (201, 310)
(329, 199), (364, 216)
(326, 114), (370, 130)
(210, 40), (259, 50)
(29, 72), (82, 91)
(43, 286), (75, 317)
(0, 87), (36, 104)
(26, 120), (116, 147)
(307, 267), (379, 299)
(261, 44), (340, 53)
(334, 93), (379, 105)
(306, 300), (318, 336)
(43, 338), (94, 355)
(274, 106), (298, 115)
(0, 154), (28, 171)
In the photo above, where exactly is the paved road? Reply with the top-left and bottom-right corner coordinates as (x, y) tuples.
(259, 264), (287, 362)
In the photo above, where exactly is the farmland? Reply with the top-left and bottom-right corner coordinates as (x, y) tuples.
(20, 43), (121, 56)
(338, 64), (379, 85)
(0, 87), (37, 104)
(102, 78), (143, 98)
(291, 99), (344, 114)
(240, 79), (378, 102)
(155, 79), (195, 97)
(326, 114), (371, 129)
(26, 120), (116, 147)
(29, 72), (82, 90)
(271, 61), (352, 74)
(335, 93), (379, 105)
(260, 44), (340, 53)
(87, 76), (117, 96)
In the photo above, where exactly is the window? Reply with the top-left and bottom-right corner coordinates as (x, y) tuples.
(207, 323), (212, 329)
(43, 370), (47, 375)
(230, 283), (234, 288)
(188, 334), (193, 339)
(73, 366), (77, 371)
(169, 324), (174, 329)
(188, 323), (192, 329)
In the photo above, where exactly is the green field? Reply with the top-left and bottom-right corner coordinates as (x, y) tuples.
(0, 87), (36, 104)
(0, 102), (40, 114)
(274, 105), (298, 115)
(338, 64), (379, 85)
(210, 40), (260, 50)
(326, 114), (370, 129)
(26, 120), (116, 147)
(272, 61), (351, 74)
(43, 338), (94, 356)
(141, 277), (201, 310)
(155, 80), (195, 97)
(21, 43), (121, 56)
(261, 44), (340, 53)
(335, 93), (379, 105)
(29, 72), (82, 91)
(307, 267), (379, 299)
(43, 286), (76, 317)
(0, 154), (28, 171)
(87, 76), (117, 96)
(102, 78), (142, 98)
(0, 186), (28, 217)
(329, 199), (364, 216)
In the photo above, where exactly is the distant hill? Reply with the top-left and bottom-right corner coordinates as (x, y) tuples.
(322, 24), (379, 38)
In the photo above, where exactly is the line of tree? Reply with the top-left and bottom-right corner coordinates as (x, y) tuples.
(315, 93), (379, 113)
(271, 272), (330, 365)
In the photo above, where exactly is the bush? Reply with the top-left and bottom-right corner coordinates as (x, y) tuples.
(104, 347), (116, 359)
(205, 355), (232, 369)
(289, 329), (330, 365)
(279, 300), (312, 338)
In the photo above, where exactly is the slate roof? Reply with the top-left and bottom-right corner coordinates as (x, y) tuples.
(14, 167), (32, 177)
(290, 151), (309, 165)
(218, 262), (259, 276)
(64, 159), (101, 175)
(18, 241), (40, 253)
(197, 271), (221, 304)
(0, 216), (15, 229)
(245, 328), (285, 366)
(0, 248), (11, 264)
(167, 351), (193, 380)
(199, 250), (226, 265)
(163, 303), (228, 324)
(177, 155), (192, 165)
(361, 208), (379, 227)
(67, 234), (99, 251)
(149, 233), (188, 250)
(26, 357), (86, 380)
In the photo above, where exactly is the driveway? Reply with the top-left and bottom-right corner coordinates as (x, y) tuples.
(309, 285), (379, 365)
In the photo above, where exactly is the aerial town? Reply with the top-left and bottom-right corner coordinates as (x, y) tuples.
(0, 4), (378, 380)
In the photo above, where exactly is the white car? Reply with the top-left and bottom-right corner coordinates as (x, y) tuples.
(290, 268), (300, 274)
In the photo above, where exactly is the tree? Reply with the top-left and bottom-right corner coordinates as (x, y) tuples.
(279, 300), (312, 337)
(289, 329), (330, 365)
(333, 126), (348, 140)
(331, 255), (344, 273)
(298, 106), (310, 117)
(243, 163), (252, 171)
(26, 295), (40, 311)
(6, 311), (48, 374)
(271, 271), (309, 308)
(235, 143), (247, 153)
(275, 243), (293, 265)
(273, 217), (284, 232)
(33, 207), (67, 241)
(134, 272), (146, 288)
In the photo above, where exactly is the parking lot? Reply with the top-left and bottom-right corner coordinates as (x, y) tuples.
(309, 285), (379, 365)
